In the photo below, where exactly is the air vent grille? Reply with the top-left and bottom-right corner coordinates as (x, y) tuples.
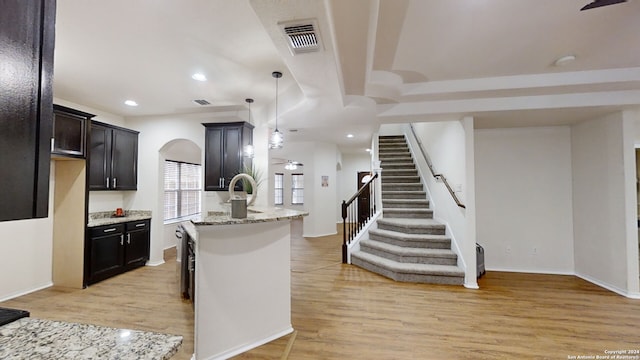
(193, 99), (210, 106)
(280, 19), (322, 55)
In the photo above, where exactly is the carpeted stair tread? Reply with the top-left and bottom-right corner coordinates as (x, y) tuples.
(360, 239), (456, 258)
(382, 191), (427, 199)
(383, 208), (433, 219)
(368, 228), (450, 242)
(382, 199), (430, 207)
(377, 217), (444, 229)
(381, 175), (420, 183)
(351, 251), (464, 277)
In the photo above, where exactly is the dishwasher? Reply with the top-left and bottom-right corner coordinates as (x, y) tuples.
(175, 224), (195, 305)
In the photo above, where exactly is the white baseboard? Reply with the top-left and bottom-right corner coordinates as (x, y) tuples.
(146, 260), (165, 267)
(576, 272), (640, 299)
(303, 231), (337, 238)
(486, 267), (574, 276)
(0, 281), (53, 302)
(202, 326), (294, 360)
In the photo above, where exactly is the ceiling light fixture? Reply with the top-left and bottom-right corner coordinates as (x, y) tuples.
(124, 100), (138, 107)
(192, 73), (207, 81)
(243, 98), (255, 158)
(347, 134), (354, 138)
(554, 55), (576, 66)
(269, 71), (284, 150)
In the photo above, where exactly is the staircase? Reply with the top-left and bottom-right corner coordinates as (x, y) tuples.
(351, 135), (465, 285)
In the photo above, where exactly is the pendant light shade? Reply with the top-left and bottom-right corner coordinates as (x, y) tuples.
(269, 71), (284, 149)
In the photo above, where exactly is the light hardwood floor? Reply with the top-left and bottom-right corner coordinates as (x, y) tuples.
(3, 229), (640, 359)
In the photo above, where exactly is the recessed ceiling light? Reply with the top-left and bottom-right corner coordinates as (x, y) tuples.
(192, 73), (207, 81)
(124, 100), (138, 107)
(554, 55), (576, 66)
(346, 134), (354, 138)
(365, 148), (371, 152)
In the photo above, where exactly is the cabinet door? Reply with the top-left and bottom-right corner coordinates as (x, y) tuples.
(204, 127), (224, 191)
(124, 230), (149, 268)
(88, 124), (112, 190)
(88, 225), (125, 285)
(0, 0), (55, 221)
(111, 129), (138, 190)
(223, 126), (243, 191)
(52, 106), (89, 158)
(124, 220), (150, 268)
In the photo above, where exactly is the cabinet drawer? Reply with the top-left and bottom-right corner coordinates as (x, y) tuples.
(126, 219), (149, 231)
(90, 224), (125, 238)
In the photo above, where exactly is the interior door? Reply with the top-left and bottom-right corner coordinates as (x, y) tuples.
(357, 171), (371, 224)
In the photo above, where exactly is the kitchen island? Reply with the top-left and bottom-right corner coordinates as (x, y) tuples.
(184, 207), (307, 360)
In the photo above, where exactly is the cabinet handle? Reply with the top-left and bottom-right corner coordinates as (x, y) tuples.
(103, 228), (117, 233)
(50, 138), (55, 151)
(221, 177), (225, 188)
(113, 177), (117, 189)
(127, 233), (131, 244)
(106, 177), (110, 188)
(120, 234), (124, 246)
(135, 223), (145, 227)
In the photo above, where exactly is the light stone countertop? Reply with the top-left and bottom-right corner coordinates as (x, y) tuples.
(191, 206), (308, 226)
(87, 210), (152, 227)
(0, 317), (182, 360)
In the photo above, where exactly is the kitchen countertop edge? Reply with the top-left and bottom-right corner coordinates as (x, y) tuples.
(87, 210), (152, 228)
(191, 207), (308, 226)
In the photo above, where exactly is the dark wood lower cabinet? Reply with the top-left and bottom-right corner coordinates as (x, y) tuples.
(124, 220), (151, 269)
(86, 219), (150, 286)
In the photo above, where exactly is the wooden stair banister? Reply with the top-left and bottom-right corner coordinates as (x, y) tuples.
(342, 172), (379, 263)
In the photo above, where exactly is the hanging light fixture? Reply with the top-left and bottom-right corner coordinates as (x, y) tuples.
(243, 98), (255, 158)
(269, 71), (284, 149)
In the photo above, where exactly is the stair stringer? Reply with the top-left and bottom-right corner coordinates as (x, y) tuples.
(345, 210), (382, 264)
(401, 125), (477, 288)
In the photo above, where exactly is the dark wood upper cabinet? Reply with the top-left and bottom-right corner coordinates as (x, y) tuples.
(203, 122), (254, 191)
(52, 104), (95, 159)
(89, 121), (139, 191)
(0, 0), (56, 222)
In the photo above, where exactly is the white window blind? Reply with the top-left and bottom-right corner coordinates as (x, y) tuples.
(274, 173), (283, 205)
(291, 173), (304, 205)
(164, 160), (202, 220)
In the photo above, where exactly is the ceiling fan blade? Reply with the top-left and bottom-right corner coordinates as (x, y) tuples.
(581, 0), (626, 11)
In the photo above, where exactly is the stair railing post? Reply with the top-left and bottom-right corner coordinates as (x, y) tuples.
(373, 160), (383, 216)
(342, 200), (347, 263)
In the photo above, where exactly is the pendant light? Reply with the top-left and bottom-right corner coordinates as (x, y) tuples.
(243, 98), (255, 158)
(269, 71), (284, 149)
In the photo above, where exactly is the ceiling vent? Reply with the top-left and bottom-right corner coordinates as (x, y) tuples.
(193, 99), (210, 106)
(279, 19), (322, 55)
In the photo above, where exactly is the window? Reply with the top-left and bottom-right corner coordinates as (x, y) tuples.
(291, 173), (304, 205)
(164, 160), (202, 221)
(274, 173), (284, 205)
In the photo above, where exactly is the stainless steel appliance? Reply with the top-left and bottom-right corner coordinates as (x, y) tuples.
(175, 224), (195, 304)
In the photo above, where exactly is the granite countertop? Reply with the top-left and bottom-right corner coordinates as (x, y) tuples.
(191, 206), (308, 226)
(0, 317), (182, 360)
(87, 210), (152, 227)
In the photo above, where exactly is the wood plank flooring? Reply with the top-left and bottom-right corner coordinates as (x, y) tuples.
(3, 228), (640, 359)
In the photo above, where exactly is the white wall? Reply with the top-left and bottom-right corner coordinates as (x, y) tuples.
(336, 153), (372, 223)
(475, 126), (574, 274)
(572, 112), (639, 296)
(0, 162), (55, 301)
(403, 120), (477, 287)
(269, 141), (339, 237)
(161, 139), (202, 250)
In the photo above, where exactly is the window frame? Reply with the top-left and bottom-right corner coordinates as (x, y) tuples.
(164, 160), (202, 221)
(274, 172), (284, 205)
(291, 173), (304, 205)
